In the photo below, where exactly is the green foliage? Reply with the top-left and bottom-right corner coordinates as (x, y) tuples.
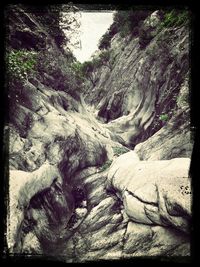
(6, 49), (37, 81)
(160, 10), (189, 29)
(113, 146), (129, 156)
(98, 50), (112, 69)
(98, 23), (118, 50)
(21, 5), (80, 49)
(71, 60), (98, 86)
(71, 50), (112, 85)
(113, 9), (151, 38)
(34, 49), (82, 97)
(99, 32), (112, 50)
(99, 50), (110, 62)
(98, 9), (150, 49)
(83, 59), (101, 73)
(24, 5), (67, 48)
(159, 113), (169, 121)
(70, 61), (86, 82)
(99, 160), (113, 172)
(113, 11), (130, 38)
(82, 61), (94, 74)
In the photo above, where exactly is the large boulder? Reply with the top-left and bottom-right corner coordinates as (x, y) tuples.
(8, 163), (69, 253)
(107, 153), (191, 234)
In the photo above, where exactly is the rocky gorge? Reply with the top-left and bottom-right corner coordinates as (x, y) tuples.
(4, 5), (193, 263)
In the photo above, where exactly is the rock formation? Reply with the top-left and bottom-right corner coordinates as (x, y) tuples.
(4, 5), (193, 263)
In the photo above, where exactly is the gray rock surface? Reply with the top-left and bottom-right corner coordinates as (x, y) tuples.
(107, 153), (191, 233)
(84, 17), (190, 150)
(5, 6), (193, 263)
(135, 75), (193, 160)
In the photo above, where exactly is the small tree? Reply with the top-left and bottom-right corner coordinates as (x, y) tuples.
(99, 33), (112, 50)
(99, 50), (112, 70)
(98, 23), (118, 50)
(71, 61), (85, 82)
(81, 61), (98, 86)
(6, 49), (37, 82)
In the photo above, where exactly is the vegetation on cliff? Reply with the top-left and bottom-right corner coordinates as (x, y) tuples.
(71, 50), (112, 86)
(5, 4), (84, 116)
(98, 8), (189, 50)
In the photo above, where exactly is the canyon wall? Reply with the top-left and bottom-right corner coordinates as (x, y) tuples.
(5, 6), (193, 262)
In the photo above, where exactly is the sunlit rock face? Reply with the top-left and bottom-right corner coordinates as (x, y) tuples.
(5, 6), (193, 263)
(107, 153), (191, 233)
(84, 13), (190, 151)
(134, 75), (192, 160)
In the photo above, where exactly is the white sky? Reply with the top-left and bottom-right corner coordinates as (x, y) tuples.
(71, 12), (114, 63)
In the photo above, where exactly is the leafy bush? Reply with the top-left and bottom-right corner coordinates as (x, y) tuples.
(71, 50), (112, 85)
(98, 50), (112, 69)
(99, 160), (113, 172)
(113, 9), (151, 38)
(81, 60), (99, 85)
(159, 113), (169, 121)
(98, 9), (150, 49)
(99, 32), (112, 50)
(98, 23), (118, 50)
(113, 10), (130, 38)
(24, 5), (68, 49)
(71, 61), (86, 82)
(113, 146), (129, 156)
(99, 50), (110, 62)
(6, 49), (37, 81)
(160, 9), (189, 29)
(33, 49), (82, 98)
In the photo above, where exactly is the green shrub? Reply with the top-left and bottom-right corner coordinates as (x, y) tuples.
(99, 50), (110, 62)
(70, 61), (86, 82)
(159, 113), (169, 121)
(99, 32), (112, 50)
(113, 10), (130, 38)
(113, 146), (129, 156)
(98, 50), (112, 69)
(99, 160), (113, 172)
(98, 23), (118, 50)
(6, 49), (37, 81)
(113, 9), (151, 38)
(34, 50), (82, 97)
(71, 51), (112, 85)
(98, 9), (151, 49)
(160, 9), (189, 29)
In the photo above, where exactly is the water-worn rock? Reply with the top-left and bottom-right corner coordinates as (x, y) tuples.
(123, 222), (190, 256)
(84, 16), (190, 149)
(7, 163), (73, 253)
(5, 6), (193, 263)
(107, 153), (191, 234)
(134, 76), (193, 160)
(134, 109), (192, 160)
(7, 85), (121, 254)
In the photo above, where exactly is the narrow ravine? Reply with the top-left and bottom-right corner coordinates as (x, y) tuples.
(5, 5), (193, 262)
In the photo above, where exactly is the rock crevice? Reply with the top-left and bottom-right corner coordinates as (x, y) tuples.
(5, 6), (193, 262)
